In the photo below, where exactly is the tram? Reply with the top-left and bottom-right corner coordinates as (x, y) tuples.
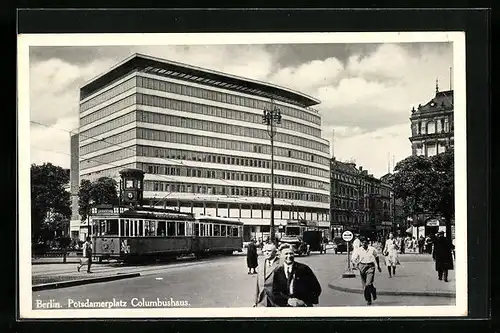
(89, 168), (243, 262)
(90, 206), (244, 262)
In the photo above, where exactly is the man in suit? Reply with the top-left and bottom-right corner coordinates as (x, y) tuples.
(254, 243), (281, 307)
(272, 243), (322, 307)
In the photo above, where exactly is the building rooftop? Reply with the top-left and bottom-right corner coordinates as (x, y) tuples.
(412, 90), (454, 114)
(80, 53), (321, 109)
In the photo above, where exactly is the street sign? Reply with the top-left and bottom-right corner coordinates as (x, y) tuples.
(341, 230), (355, 278)
(342, 230), (353, 242)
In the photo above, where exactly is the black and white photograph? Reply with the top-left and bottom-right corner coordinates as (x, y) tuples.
(18, 32), (467, 318)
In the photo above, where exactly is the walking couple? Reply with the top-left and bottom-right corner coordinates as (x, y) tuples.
(253, 243), (322, 307)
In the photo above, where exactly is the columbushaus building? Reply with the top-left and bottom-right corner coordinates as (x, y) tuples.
(75, 53), (331, 241)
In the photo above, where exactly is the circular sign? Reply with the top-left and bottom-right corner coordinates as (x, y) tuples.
(342, 230), (353, 242)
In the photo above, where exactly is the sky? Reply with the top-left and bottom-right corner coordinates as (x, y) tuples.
(28, 40), (454, 178)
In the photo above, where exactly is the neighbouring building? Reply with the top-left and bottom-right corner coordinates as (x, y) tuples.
(330, 158), (393, 240)
(409, 85), (454, 157)
(69, 131), (84, 240)
(406, 83), (455, 239)
(73, 53), (331, 242)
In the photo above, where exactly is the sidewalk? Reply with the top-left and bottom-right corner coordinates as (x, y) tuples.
(31, 256), (231, 290)
(328, 254), (456, 298)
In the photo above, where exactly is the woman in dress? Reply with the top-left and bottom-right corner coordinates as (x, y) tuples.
(383, 232), (399, 278)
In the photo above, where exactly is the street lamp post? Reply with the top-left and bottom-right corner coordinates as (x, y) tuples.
(262, 99), (282, 245)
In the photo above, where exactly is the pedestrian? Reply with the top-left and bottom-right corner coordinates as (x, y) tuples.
(432, 231), (455, 282)
(425, 236), (432, 254)
(272, 243), (322, 307)
(382, 232), (399, 278)
(254, 243), (281, 307)
(418, 236), (425, 254)
(246, 239), (258, 274)
(351, 237), (382, 305)
(77, 236), (93, 273)
(352, 234), (361, 255)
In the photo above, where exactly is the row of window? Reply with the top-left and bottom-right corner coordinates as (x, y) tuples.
(80, 146), (136, 170)
(331, 183), (359, 197)
(331, 172), (363, 185)
(80, 129), (136, 156)
(143, 180), (329, 203)
(137, 93), (321, 138)
(137, 146), (329, 178)
(80, 77), (136, 112)
(80, 111), (136, 139)
(80, 95), (136, 126)
(331, 198), (361, 211)
(142, 66), (311, 111)
(93, 218), (241, 237)
(412, 116), (454, 136)
(138, 162), (329, 191)
(136, 110), (327, 153)
(137, 76), (322, 125)
(80, 163), (135, 182)
(415, 142), (451, 157)
(136, 128), (330, 166)
(332, 213), (372, 224)
(79, 127), (329, 168)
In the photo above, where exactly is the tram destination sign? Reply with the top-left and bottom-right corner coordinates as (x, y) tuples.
(90, 207), (121, 216)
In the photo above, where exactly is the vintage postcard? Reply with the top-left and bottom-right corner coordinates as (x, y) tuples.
(18, 31), (467, 319)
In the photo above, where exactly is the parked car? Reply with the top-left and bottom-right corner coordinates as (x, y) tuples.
(278, 236), (310, 256)
(333, 237), (353, 254)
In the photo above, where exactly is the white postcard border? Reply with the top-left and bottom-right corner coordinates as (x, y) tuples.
(18, 31), (467, 318)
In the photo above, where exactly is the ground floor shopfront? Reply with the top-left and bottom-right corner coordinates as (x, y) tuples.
(243, 220), (330, 242)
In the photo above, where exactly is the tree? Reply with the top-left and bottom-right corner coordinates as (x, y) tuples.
(31, 163), (71, 243)
(78, 177), (119, 221)
(78, 179), (92, 222)
(391, 148), (454, 241)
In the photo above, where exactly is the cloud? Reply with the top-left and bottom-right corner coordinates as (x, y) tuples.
(347, 43), (415, 80)
(27, 42), (453, 178)
(270, 57), (344, 93)
(30, 116), (79, 169)
(29, 57), (115, 126)
(334, 123), (412, 178)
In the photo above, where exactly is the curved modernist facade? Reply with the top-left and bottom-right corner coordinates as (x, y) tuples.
(76, 53), (331, 241)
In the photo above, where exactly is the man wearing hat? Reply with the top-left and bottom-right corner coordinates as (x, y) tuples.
(351, 237), (382, 305)
(432, 231), (455, 282)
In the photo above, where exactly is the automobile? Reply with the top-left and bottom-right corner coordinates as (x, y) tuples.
(278, 236), (310, 256)
(332, 237), (354, 254)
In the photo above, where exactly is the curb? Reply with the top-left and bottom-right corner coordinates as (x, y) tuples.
(32, 273), (141, 291)
(328, 281), (456, 298)
(32, 261), (82, 265)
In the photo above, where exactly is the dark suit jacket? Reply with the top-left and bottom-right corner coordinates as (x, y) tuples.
(272, 261), (322, 306)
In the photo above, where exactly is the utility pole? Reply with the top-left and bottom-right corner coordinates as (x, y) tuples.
(262, 99), (282, 245)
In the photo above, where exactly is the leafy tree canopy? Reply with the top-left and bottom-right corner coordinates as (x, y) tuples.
(31, 163), (71, 242)
(78, 177), (119, 221)
(390, 149), (454, 236)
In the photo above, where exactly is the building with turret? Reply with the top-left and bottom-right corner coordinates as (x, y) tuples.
(409, 82), (454, 157)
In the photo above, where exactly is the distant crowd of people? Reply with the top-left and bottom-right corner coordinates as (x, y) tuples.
(246, 230), (455, 307)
